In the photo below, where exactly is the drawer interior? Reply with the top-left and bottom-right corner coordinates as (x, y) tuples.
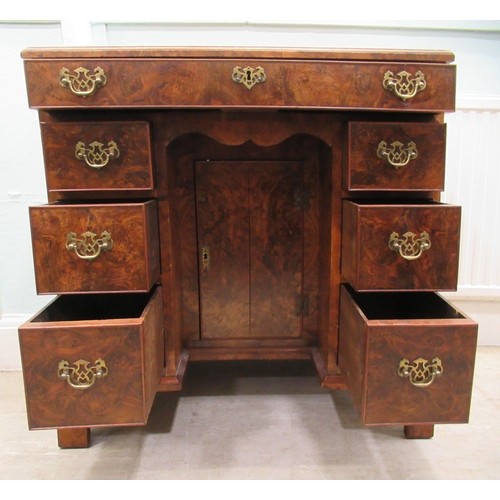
(32, 290), (155, 322)
(345, 287), (465, 320)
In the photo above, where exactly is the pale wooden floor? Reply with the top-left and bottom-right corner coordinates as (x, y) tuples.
(1, 346), (499, 480)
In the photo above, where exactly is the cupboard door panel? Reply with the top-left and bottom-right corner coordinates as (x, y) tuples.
(195, 161), (304, 340)
(195, 161), (251, 338)
(249, 162), (303, 338)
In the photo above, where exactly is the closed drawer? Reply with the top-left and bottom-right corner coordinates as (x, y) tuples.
(41, 121), (154, 192)
(283, 62), (455, 111)
(29, 200), (160, 294)
(24, 58), (455, 112)
(18, 287), (163, 429)
(344, 122), (446, 191)
(338, 285), (478, 425)
(341, 200), (461, 291)
(24, 59), (285, 108)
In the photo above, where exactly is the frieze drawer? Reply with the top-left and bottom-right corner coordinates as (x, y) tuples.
(29, 200), (160, 294)
(341, 200), (461, 292)
(23, 58), (455, 112)
(40, 121), (154, 193)
(338, 285), (478, 426)
(18, 287), (163, 429)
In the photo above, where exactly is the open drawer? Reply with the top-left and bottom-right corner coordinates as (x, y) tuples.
(338, 284), (478, 426)
(18, 286), (164, 429)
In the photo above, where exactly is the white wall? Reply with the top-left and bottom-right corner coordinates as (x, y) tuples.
(1, 21), (499, 369)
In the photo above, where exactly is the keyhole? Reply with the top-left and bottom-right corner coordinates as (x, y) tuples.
(201, 246), (210, 269)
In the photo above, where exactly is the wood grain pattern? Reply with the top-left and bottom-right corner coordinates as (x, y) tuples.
(41, 121), (154, 192)
(344, 122), (446, 191)
(18, 287), (163, 429)
(196, 160), (304, 339)
(196, 161), (251, 338)
(341, 200), (461, 291)
(29, 201), (160, 293)
(338, 285), (478, 425)
(24, 59), (455, 112)
(249, 162), (303, 338)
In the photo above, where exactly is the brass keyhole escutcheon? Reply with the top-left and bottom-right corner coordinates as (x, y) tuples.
(201, 246), (210, 270)
(232, 65), (267, 90)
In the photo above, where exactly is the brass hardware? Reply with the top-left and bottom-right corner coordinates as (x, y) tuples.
(66, 230), (114, 260)
(303, 294), (310, 316)
(383, 70), (427, 101)
(232, 66), (267, 90)
(201, 246), (210, 270)
(58, 358), (108, 389)
(59, 66), (107, 97)
(295, 293), (310, 316)
(295, 293), (302, 315)
(398, 357), (443, 387)
(75, 140), (120, 169)
(388, 231), (431, 261)
(377, 140), (418, 169)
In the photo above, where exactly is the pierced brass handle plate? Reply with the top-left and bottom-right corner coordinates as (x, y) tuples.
(383, 70), (427, 101)
(58, 358), (108, 389)
(75, 140), (120, 169)
(59, 66), (107, 97)
(232, 66), (266, 90)
(66, 230), (114, 260)
(377, 140), (418, 169)
(388, 231), (431, 260)
(398, 357), (443, 387)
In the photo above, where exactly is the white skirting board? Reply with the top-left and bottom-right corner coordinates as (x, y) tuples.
(0, 315), (29, 371)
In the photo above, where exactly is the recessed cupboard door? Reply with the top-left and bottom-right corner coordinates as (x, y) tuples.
(195, 161), (304, 339)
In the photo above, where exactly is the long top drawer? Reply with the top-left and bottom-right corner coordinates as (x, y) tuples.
(22, 48), (456, 112)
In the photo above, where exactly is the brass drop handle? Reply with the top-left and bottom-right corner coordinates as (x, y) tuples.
(383, 70), (427, 101)
(377, 140), (418, 169)
(58, 358), (108, 389)
(232, 65), (267, 90)
(398, 357), (443, 387)
(75, 140), (120, 169)
(66, 230), (114, 260)
(388, 231), (431, 261)
(59, 66), (107, 97)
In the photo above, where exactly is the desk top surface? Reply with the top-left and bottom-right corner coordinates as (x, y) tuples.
(21, 46), (455, 63)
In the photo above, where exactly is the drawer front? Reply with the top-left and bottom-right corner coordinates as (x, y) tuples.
(344, 122), (446, 191)
(29, 201), (160, 294)
(41, 121), (154, 192)
(24, 59), (455, 111)
(284, 62), (455, 111)
(24, 59), (285, 108)
(338, 286), (478, 425)
(341, 201), (461, 291)
(18, 287), (163, 429)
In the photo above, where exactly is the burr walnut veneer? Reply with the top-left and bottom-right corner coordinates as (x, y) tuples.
(18, 47), (478, 448)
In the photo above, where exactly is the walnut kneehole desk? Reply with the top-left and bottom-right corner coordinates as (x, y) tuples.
(18, 47), (478, 448)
